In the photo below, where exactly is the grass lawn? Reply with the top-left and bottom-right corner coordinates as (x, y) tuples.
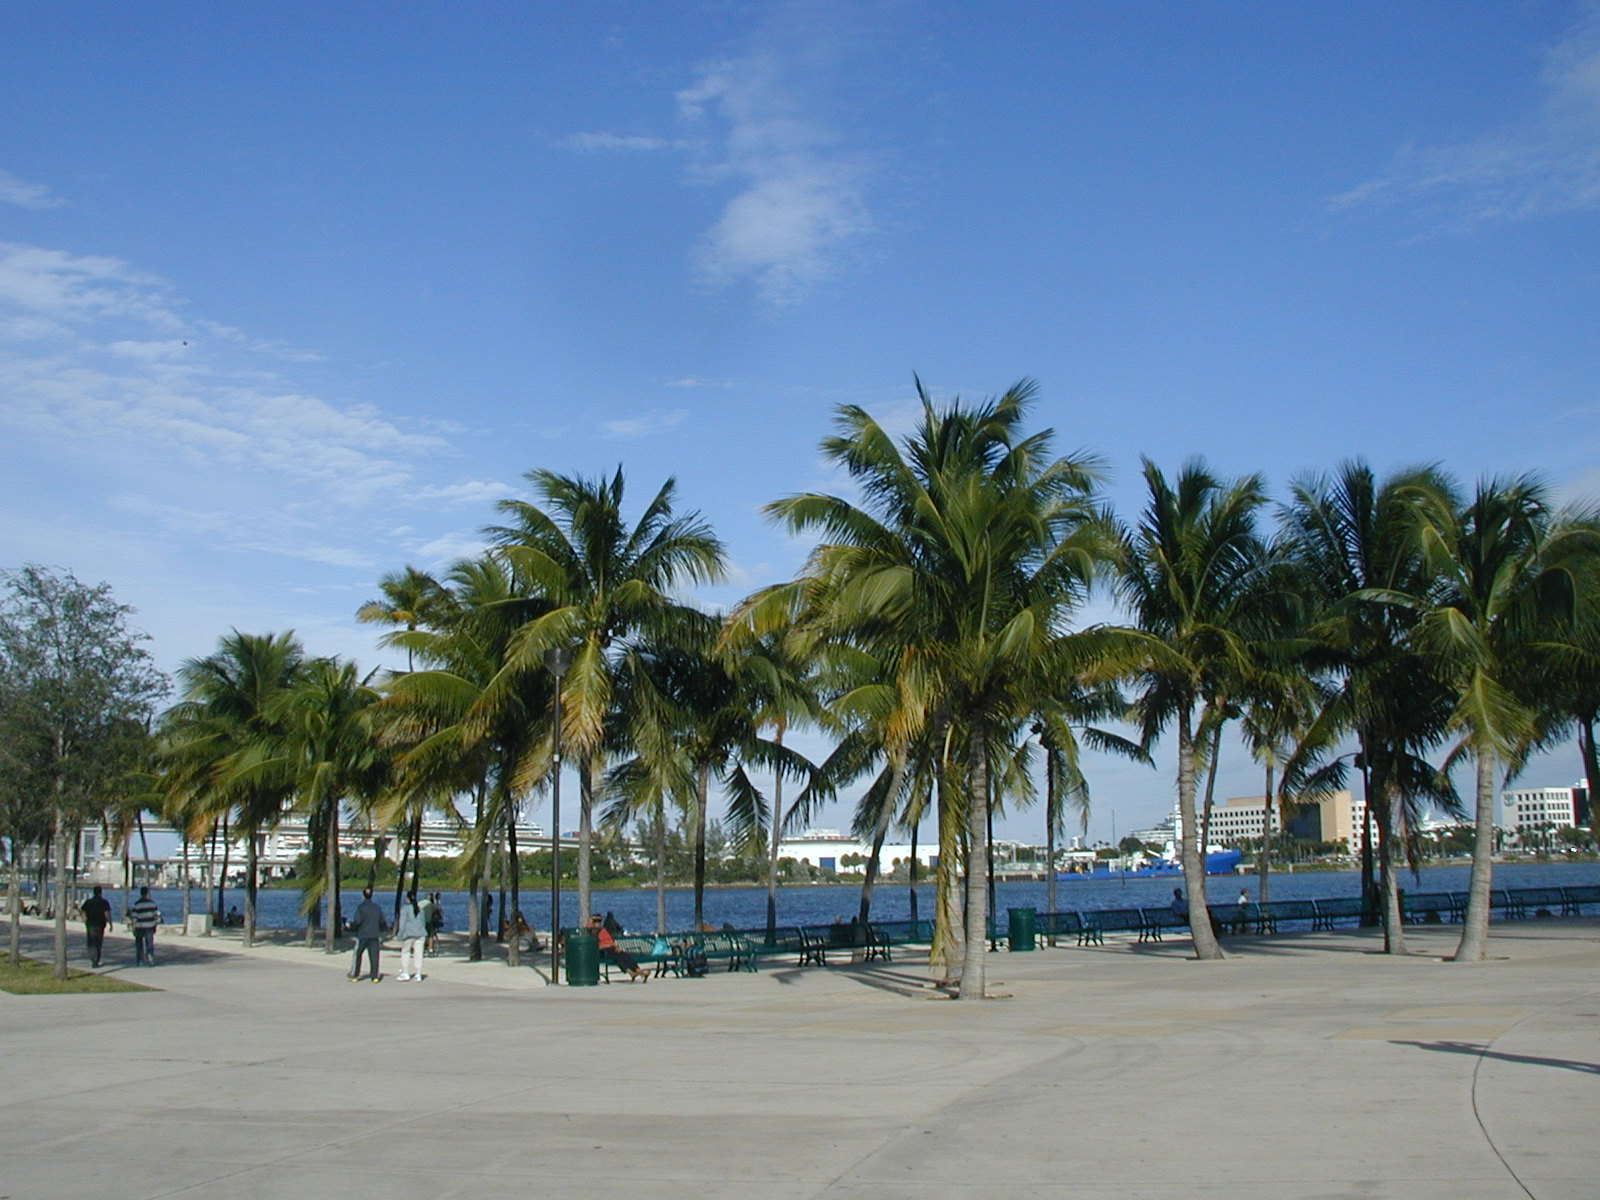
(0, 956), (152, 994)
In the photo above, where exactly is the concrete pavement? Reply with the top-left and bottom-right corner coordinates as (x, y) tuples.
(2, 913), (1597, 1199)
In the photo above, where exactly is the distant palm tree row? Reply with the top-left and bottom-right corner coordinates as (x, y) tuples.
(155, 381), (1600, 998)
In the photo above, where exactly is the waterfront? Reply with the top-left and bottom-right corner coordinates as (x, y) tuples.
(75, 858), (1600, 935)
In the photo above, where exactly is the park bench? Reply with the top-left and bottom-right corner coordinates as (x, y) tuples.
(1139, 907), (1191, 943)
(1036, 911), (1083, 945)
(1504, 887), (1563, 918)
(863, 918), (933, 962)
(1256, 899), (1319, 933)
(1560, 884), (1600, 915)
(1084, 907), (1146, 943)
(741, 925), (813, 969)
(1400, 891), (1460, 924)
(1311, 897), (1365, 930)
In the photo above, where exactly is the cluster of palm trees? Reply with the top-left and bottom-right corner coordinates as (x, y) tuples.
(152, 380), (1600, 999)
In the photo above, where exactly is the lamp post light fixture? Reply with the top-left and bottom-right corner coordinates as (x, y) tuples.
(544, 646), (573, 983)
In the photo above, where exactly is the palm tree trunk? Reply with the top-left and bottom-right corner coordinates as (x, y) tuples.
(692, 763), (709, 929)
(1258, 763), (1274, 905)
(1200, 719), (1224, 854)
(1179, 704), (1224, 959)
(392, 810), (413, 925)
(215, 816), (231, 927)
(508, 795), (522, 967)
(323, 801), (340, 954)
(577, 757), (596, 926)
(244, 822), (258, 947)
(765, 732), (786, 946)
(931, 735), (964, 985)
(958, 727), (990, 999)
(857, 766), (901, 925)
(654, 803), (668, 935)
(468, 781), (485, 962)
(1579, 716), (1600, 840)
(908, 821), (920, 928)
(180, 834), (192, 928)
(1453, 746), (1497, 962)
(1044, 748), (1058, 943)
(1375, 773), (1406, 955)
(1357, 747), (1377, 926)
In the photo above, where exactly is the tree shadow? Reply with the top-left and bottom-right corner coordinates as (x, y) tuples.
(1393, 1039), (1600, 1075)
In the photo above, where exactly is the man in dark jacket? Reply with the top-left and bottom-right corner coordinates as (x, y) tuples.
(80, 885), (112, 967)
(347, 887), (388, 982)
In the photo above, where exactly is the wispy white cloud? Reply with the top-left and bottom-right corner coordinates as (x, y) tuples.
(0, 169), (65, 210)
(676, 4), (875, 303)
(563, 131), (680, 153)
(600, 408), (687, 438)
(413, 479), (520, 508)
(1331, 13), (1600, 231)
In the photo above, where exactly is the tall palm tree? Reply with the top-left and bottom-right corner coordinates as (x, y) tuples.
(373, 554), (549, 962)
(1390, 478), (1599, 961)
(358, 566), (448, 917)
(262, 657), (385, 953)
(159, 631), (306, 947)
(484, 467), (726, 924)
(1113, 459), (1270, 960)
(766, 380), (1110, 998)
(1282, 462), (1460, 953)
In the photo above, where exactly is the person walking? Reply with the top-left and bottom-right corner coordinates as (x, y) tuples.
(396, 891), (427, 981)
(425, 896), (444, 960)
(128, 886), (162, 966)
(79, 886), (112, 968)
(346, 887), (388, 982)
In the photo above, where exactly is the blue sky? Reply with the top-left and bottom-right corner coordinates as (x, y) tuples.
(3, 1), (1598, 846)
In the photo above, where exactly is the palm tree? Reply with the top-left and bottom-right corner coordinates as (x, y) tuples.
(1391, 478), (1599, 961)
(1113, 459), (1270, 960)
(766, 380), (1110, 997)
(484, 467), (726, 925)
(159, 631), (305, 947)
(723, 627), (828, 942)
(1281, 462), (1460, 953)
(358, 566), (448, 918)
(263, 657), (384, 953)
(372, 554), (550, 963)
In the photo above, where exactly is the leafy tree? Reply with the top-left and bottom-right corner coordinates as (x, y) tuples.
(0, 566), (166, 978)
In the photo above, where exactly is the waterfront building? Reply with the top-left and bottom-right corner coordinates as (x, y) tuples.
(1171, 790), (1363, 849)
(777, 829), (940, 873)
(1502, 783), (1589, 842)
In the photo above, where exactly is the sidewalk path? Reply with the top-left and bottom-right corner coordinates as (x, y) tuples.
(2, 915), (1596, 1199)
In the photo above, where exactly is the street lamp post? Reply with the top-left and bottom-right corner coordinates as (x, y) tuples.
(544, 647), (572, 984)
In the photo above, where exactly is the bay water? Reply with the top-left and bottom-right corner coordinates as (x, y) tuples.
(73, 858), (1600, 936)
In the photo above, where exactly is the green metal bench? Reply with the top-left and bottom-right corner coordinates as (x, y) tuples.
(1311, 896), (1365, 930)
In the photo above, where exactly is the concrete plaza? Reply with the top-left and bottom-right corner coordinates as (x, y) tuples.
(2, 913), (1596, 1199)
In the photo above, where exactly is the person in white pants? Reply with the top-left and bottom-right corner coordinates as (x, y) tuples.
(396, 891), (427, 981)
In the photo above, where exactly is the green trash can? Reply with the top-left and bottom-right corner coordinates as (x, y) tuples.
(1008, 906), (1037, 952)
(565, 927), (599, 986)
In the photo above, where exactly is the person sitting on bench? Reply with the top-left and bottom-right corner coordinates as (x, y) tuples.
(588, 914), (648, 982)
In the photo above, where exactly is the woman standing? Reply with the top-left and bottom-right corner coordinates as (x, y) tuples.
(396, 891), (428, 981)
